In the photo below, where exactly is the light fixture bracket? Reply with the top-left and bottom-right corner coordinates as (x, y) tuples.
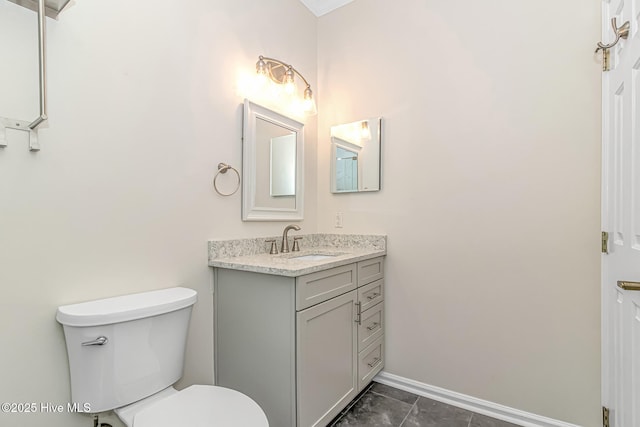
(257, 56), (311, 90)
(264, 61), (290, 85)
(255, 55), (316, 115)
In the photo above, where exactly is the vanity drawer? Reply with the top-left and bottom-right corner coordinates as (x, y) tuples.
(357, 257), (384, 286)
(358, 302), (383, 351)
(358, 336), (384, 390)
(296, 264), (357, 310)
(358, 279), (383, 312)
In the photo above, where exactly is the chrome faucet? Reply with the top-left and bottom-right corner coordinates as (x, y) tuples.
(281, 224), (301, 253)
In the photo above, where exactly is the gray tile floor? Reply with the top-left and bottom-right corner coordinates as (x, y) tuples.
(329, 382), (522, 427)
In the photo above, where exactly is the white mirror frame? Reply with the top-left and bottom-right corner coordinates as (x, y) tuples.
(330, 117), (382, 193)
(242, 99), (304, 221)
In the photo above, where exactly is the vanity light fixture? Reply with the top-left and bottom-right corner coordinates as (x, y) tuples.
(256, 55), (316, 115)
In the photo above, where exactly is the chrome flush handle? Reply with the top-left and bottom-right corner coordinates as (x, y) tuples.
(81, 336), (108, 346)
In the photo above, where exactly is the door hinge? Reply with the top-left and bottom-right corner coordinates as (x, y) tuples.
(603, 48), (611, 72)
(602, 231), (609, 254)
(603, 406), (610, 427)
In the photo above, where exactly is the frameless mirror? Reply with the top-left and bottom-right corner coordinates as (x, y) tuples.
(330, 117), (382, 193)
(242, 99), (304, 221)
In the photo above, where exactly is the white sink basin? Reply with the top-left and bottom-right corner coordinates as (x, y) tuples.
(290, 254), (338, 261)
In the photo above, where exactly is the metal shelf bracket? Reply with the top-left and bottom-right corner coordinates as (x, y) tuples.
(7, 0), (72, 20)
(0, 118), (40, 151)
(1, 0), (68, 151)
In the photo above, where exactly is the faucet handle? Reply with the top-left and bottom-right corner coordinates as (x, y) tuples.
(292, 236), (302, 252)
(265, 239), (278, 255)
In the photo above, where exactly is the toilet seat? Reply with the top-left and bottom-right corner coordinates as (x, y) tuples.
(131, 385), (268, 427)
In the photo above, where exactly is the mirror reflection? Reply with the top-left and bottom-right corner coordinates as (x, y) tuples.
(242, 100), (304, 221)
(330, 117), (382, 193)
(270, 132), (296, 197)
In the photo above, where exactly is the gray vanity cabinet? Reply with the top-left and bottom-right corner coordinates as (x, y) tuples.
(213, 256), (384, 427)
(296, 289), (359, 427)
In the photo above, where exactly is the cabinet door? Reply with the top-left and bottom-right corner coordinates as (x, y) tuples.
(296, 290), (358, 427)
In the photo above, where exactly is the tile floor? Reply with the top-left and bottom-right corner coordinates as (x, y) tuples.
(329, 382), (522, 427)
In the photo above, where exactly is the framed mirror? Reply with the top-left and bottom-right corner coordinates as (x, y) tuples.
(330, 117), (382, 193)
(242, 99), (304, 221)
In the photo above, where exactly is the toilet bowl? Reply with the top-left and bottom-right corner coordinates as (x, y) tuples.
(115, 385), (267, 427)
(56, 287), (268, 426)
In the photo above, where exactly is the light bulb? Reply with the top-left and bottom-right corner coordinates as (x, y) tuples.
(303, 86), (315, 113)
(360, 121), (371, 141)
(256, 57), (267, 74)
(284, 68), (295, 95)
(255, 57), (268, 87)
(284, 82), (295, 95)
(302, 98), (313, 112)
(255, 72), (267, 88)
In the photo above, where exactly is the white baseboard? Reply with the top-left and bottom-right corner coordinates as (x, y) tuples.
(373, 371), (583, 427)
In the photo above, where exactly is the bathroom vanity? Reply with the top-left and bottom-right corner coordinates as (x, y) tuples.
(209, 234), (385, 427)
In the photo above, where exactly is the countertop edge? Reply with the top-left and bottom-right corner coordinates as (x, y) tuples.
(209, 249), (386, 277)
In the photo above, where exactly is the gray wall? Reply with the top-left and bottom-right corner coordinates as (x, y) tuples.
(316, 1), (601, 426)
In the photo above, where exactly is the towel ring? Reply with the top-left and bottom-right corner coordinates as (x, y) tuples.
(213, 163), (240, 196)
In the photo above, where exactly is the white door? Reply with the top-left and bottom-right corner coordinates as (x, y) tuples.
(601, 0), (640, 425)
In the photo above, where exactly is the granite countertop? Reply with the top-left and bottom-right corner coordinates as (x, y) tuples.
(208, 234), (386, 277)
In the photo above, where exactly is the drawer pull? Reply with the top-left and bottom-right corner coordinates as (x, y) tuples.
(367, 357), (381, 368)
(366, 292), (380, 300)
(366, 322), (380, 331)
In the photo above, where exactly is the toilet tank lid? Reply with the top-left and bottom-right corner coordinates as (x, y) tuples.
(56, 287), (197, 327)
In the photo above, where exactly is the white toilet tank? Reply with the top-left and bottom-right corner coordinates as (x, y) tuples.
(56, 287), (197, 413)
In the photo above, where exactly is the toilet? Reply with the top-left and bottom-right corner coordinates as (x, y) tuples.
(56, 287), (268, 427)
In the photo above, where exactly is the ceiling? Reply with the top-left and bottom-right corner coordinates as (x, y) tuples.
(298, 0), (354, 17)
